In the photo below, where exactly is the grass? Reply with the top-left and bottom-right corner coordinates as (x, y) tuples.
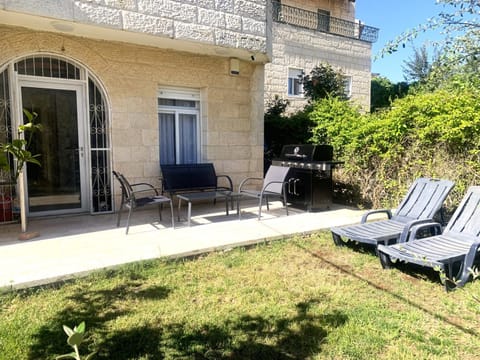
(0, 231), (479, 359)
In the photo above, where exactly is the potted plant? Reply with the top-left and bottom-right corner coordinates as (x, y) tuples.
(0, 109), (41, 234)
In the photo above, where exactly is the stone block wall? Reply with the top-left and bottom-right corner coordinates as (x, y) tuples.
(1, 0), (268, 54)
(0, 25), (264, 197)
(264, 21), (372, 113)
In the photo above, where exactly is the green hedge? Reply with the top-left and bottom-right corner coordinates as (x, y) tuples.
(306, 89), (480, 211)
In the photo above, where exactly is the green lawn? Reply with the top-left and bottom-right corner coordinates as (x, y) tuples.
(0, 231), (479, 359)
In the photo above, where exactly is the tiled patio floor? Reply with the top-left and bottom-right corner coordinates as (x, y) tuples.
(0, 199), (365, 290)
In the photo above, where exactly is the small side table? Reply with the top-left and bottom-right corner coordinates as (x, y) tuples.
(176, 191), (227, 226)
(219, 191), (244, 220)
(176, 191), (244, 226)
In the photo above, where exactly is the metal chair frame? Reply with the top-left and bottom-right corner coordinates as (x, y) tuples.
(113, 171), (174, 234)
(238, 165), (290, 220)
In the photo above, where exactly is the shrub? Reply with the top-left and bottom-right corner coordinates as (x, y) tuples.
(308, 96), (364, 158)
(264, 97), (313, 159)
(370, 76), (409, 112)
(301, 63), (347, 101)
(307, 86), (480, 210)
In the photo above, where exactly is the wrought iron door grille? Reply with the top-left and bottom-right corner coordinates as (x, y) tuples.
(89, 79), (112, 213)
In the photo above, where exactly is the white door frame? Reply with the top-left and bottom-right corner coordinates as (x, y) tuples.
(16, 75), (90, 216)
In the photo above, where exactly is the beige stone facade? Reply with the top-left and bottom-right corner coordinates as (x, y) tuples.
(265, 0), (373, 113)
(0, 25), (264, 201)
(0, 0), (375, 218)
(0, 0), (269, 216)
(0, 0), (269, 60)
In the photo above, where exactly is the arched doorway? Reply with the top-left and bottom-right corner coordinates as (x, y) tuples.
(0, 54), (112, 216)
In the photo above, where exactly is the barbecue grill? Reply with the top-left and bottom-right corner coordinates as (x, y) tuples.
(271, 144), (343, 211)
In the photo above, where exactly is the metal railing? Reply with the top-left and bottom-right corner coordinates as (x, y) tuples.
(272, 1), (379, 43)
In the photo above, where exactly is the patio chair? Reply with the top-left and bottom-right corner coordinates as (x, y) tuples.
(378, 186), (480, 291)
(113, 171), (174, 234)
(330, 178), (454, 248)
(238, 165), (290, 220)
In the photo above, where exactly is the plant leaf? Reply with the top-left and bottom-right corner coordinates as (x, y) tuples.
(67, 332), (84, 347)
(75, 321), (86, 334)
(63, 325), (74, 337)
(28, 157), (41, 166)
(22, 108), (35, 122)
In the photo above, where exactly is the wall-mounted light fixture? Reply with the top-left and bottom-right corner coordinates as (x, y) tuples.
(230, 58), (240, 76)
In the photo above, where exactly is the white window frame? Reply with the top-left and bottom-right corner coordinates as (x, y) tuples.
(158, 87), (201, 165)
(344, 76), (352, 99)
(287, 68), (304, 97)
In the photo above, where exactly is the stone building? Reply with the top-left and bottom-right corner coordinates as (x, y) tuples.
(265, 0), (378, 113)
(0, 0), (377, 221)
(0, 0), (269, 219)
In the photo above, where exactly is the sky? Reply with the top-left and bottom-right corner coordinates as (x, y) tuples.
(355, 0), (446, 83)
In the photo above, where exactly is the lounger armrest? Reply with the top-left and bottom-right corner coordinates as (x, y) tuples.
(456, 239), (480, 288)
(238, 177), (263, 192)
(360, 209), (392, 223)
(217, 174), (233, 191)
(398, 219), (442, 243)
(406, 221), (443, 243)
(466, 240), (480, 264)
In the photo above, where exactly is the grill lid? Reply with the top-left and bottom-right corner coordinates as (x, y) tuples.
(278, 144), (333, 162)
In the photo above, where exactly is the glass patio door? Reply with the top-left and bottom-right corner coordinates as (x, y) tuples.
(20, 81), (88, 215)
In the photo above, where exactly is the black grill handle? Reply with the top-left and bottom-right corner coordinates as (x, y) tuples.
(288, 178), (295, 194)
(293, 179), (300, 195)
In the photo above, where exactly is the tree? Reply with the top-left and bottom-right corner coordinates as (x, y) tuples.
(264, 95), (290, 122)
(0, 109), (41, 234)
(381, 1), (480, 55)
(370, 76), (409, 112)
(301, 63), (347, 101)
(379, 0), (480, 84)
(427, 30), (480, 89)
(402, 45), (432, 84)
(0, 110), (41, 182)
(264, 96), (313, 159)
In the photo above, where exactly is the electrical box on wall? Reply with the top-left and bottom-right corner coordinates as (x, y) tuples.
(230, 58), (240, 75)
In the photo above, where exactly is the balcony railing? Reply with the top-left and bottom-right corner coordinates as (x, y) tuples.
(272, 1), (379, 43)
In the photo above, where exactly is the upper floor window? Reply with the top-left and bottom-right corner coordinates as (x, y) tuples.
(344, 76), (352, 99)
(317, 9), (330, 32)
(158, 87), (200, 165)
(287, 68), (303, 97)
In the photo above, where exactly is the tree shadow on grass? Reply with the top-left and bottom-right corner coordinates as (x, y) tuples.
(97, 325), (165, 359)
(25, 260), (348, 360)
(27, 281), (171, 359)
(28, 284), (346, 359)
(54, 298), (346, 359)
(298, 243), (479, 338)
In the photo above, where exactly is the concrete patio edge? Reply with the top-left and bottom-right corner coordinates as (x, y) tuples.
(0, 203), (365, 291)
